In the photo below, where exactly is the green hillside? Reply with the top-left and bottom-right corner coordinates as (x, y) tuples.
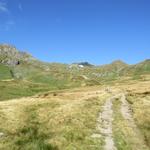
(0, 44), (150, 101)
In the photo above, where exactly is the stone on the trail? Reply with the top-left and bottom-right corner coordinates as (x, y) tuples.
(0, 132), (4, 138)
(91, 133), (101, 138)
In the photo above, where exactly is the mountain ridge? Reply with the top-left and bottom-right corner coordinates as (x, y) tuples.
(0, 44), (150, 101)
(0, 44), (148, 67)
(0, 44), (149, 79)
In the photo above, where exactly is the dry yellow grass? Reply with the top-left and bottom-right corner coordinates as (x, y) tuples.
(0, 79), (150, 150)
(0, 86), (110, 150)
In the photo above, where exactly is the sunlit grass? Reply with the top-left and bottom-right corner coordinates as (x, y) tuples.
(127, 94), (150, 147)
(0, 89), (108, 150)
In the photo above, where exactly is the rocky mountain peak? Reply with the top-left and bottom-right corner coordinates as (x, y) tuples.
(73, 62), (94, 67)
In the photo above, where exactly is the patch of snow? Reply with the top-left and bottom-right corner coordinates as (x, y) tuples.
(78, 65), (84, 68)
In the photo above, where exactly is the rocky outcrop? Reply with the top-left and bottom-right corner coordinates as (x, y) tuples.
(0, 44), (34, 66)
(73, 62), (94, 67)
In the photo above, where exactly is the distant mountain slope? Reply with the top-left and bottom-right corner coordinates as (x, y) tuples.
(97, 60), (128, 74)
(0, 44), (150, 100)
(121, 59), (150, 75)
(0, 44), (149, 79)
(0, 43), (149, 104)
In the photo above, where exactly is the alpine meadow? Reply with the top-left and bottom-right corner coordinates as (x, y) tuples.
(0, 0), (150, 150)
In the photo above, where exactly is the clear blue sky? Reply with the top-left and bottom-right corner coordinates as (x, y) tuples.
(0, 0), (150, 65)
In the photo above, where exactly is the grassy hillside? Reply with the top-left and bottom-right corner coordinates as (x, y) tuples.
(121, 59), (150, 75)
(0, 44), (150, 101)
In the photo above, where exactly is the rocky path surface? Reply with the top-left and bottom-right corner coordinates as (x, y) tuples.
(92, 95), (119, 150)
(100, 96), (117, 150)
(120, 94), (136, 126)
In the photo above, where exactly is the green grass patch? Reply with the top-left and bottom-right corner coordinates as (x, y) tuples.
(0, 64), (12, 80)
(0, 80), (53, 101)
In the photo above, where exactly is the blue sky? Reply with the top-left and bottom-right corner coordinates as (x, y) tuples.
(0, 0), (150, 65)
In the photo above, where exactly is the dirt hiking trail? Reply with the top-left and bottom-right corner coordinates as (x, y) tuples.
(92, 92), (149, 150)
(92, 95), (120, 150)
